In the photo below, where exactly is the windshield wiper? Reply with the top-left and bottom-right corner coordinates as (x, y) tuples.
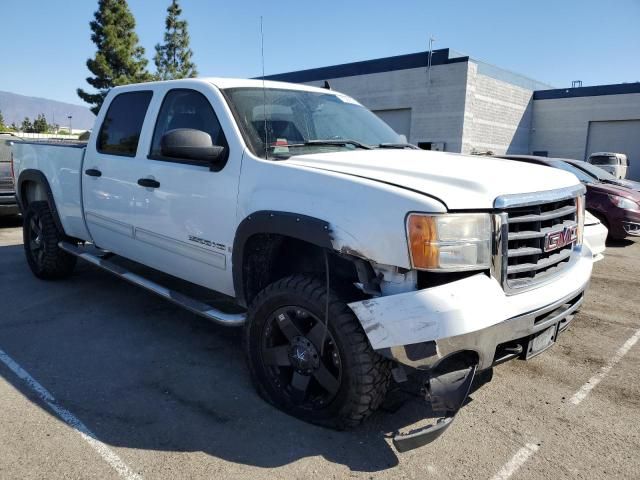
(303, 139), (372, 150)
(377, 143), (419, 150)
(269, 139), (372, 150)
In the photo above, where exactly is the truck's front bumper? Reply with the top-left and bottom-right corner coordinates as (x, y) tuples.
(349, 248), (592, 371)
(584, 221), (608, 261)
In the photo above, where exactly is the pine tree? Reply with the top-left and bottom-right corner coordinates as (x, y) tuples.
(154, 0), (198, 81)
(33, 114), (48, 133)
(21, 118), (33, 133)
(77, 0), (151, 114)
(0, 110), (4, 130)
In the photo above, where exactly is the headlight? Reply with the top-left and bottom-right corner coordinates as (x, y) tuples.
(609, 194), (640, 211)
(406, 213), (492, 271)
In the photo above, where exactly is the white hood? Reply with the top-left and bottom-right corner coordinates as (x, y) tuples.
(286, 149), (580, 210)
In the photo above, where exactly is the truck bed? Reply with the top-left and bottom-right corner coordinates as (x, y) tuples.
(11, 141), (90, 240)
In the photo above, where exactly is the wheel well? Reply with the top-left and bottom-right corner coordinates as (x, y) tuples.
(20, 179), (48, 208)
(241, 234), (363, 306)
(17, 172), (70, 238)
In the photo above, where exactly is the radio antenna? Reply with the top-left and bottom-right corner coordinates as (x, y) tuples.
(260, 16), (268, 159)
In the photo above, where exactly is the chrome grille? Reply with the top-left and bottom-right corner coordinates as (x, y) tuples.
(492, 185), (586, 294)
(505, 198), (577, 289)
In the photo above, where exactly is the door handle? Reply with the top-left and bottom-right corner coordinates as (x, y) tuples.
(85, 168), (102, 177)
(137, 178), (160, 188)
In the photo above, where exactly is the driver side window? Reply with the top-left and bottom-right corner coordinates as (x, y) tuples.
(150, 89), (226, 159)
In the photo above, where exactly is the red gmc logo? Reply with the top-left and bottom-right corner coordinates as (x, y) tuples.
(544, 225), (578, 252)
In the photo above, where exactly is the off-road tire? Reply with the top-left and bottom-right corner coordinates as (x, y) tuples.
(23, 201), (76, 279)
(244, 274), (391, 429)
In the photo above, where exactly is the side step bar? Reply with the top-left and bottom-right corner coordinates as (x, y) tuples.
(58, 241), (246, 327)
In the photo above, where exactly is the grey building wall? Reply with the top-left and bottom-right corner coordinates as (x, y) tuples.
(263, 49), (640, 176)
(461, 62), (535, 155)
(302, 62), (469, 152)
(530, 93), (640, 161)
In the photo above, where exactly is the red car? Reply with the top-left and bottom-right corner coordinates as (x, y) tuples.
(498, 155), (640, 239)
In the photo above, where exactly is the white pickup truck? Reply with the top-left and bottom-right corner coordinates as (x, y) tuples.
(12, 78), (592, 451)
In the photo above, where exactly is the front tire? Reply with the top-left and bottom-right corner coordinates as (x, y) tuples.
(244, 275), (391, 430)
(23, 201), (76, 279)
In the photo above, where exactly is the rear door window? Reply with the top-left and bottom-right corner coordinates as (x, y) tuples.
(97, 91), (153, 156)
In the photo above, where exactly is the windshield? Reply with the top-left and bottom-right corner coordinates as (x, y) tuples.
(566, 160), (617, 181)
(547, 159), (596, 183)
(589, 155), (618, 166)
(223, 87), (402, 158)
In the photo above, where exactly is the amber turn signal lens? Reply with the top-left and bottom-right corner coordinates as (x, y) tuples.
(407, 214), (439, 269)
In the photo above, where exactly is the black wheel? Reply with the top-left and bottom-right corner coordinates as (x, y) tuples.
(244, 275), (391, 429)
(23, 201), (76, 280)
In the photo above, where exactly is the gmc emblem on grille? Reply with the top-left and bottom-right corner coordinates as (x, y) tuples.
(544, 225), (578, 252)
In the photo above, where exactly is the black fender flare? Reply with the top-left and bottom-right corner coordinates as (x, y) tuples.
(16, 169), (65, 234)
(232, 211), (334, 306)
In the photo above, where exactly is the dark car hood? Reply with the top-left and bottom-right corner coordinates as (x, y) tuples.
(608, 178), (640, 192)
(588, 181), (640, 200)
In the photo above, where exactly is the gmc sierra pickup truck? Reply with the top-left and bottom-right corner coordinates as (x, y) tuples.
(12, 78), (592, 451)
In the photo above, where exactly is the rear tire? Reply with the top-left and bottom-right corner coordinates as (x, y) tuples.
(23, 201), (76, 279)
(244, 274), (391, 429)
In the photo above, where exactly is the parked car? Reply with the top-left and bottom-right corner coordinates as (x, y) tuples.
(583, 211), (607, 261)
(587, 152), (629, 179)
(499, 155), (640, 239)
(0, 132), (20, 216)
(562, 158), (640, 192)
(12, 78), (593, 451)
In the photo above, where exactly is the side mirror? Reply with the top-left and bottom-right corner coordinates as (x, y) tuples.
(160, 128), (226, 170)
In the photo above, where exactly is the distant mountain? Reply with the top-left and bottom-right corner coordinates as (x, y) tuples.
(0, 91), (95, 130)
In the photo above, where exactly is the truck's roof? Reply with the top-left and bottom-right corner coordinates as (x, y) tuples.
(111, 77), (336, 95)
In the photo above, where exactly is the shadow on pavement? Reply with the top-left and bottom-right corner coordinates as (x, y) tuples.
(606, 237), (636, 249)
(0, 215), (22, 228)
(0, 242), (471, 472)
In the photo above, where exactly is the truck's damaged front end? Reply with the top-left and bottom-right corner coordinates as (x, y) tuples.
(348, 184), (591, 451)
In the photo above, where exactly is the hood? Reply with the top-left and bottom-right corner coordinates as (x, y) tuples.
(588, 181), (640, 201)
(286, 149), (580, 210)
(608, 178), (640, 192)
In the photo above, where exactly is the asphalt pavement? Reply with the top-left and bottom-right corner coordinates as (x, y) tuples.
(0, 214), (638, 479)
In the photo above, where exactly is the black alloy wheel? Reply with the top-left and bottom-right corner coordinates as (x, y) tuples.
(260, 305), (342, 409)
(27, 215), (46, 267)
(23, 201), (76, 279)
(244, 275), (391, 429)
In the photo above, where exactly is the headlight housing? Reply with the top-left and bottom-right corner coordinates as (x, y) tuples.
(406, 213), (492, 271)
(609, 194), (640, 211)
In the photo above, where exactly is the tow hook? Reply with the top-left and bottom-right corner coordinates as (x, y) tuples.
(392, 364), (477, 453)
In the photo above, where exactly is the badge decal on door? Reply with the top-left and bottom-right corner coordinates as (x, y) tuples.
(188, 235), (226, 252)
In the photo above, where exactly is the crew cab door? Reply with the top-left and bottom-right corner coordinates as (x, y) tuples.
(125, 85), (242, 296)
(82, 90), (154, 254)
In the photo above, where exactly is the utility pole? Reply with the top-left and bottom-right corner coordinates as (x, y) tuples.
(427, 36), (435, 85)
(67, 115), (72, 136)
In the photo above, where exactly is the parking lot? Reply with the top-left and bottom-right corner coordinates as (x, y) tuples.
(0, 215), (638, 480)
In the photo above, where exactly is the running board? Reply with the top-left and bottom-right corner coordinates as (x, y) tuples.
(58, 241), (246, 327)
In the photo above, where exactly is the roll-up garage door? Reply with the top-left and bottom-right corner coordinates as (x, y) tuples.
(373, 108), (412, 142)
(586, 120), (640, 180)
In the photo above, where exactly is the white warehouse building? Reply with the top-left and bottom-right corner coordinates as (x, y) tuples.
(264, 48), (640, 180)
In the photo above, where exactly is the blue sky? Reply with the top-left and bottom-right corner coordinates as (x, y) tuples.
(1, 0), (639, 106)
